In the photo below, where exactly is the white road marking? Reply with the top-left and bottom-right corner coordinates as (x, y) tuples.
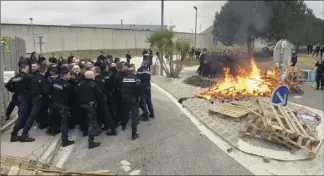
(121, 160), (131, 166)
(151, 83), (324, 175)
(129, 170), (141, 175)
(120, 165), (132, 172)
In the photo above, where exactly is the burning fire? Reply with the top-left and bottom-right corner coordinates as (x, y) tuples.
(198, 58), (280, 100)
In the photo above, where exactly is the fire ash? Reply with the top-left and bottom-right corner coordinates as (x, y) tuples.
(197, 58), (280, 100)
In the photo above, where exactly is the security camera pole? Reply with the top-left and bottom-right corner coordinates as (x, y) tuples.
(29, 17), (36, 52)
(193, 6), (197, 50)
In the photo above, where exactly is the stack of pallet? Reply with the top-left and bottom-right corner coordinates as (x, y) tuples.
(209, 98), (321, 158)
(240, 98), (320, 159)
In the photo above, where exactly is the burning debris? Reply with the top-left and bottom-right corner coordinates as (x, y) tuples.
(197, 58), (281, 100)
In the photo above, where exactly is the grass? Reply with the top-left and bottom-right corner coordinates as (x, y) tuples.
(297, 54), (318, 70)
(183, 76), (215, 88)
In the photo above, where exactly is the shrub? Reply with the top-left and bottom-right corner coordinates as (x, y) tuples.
(183, 76), (215, 88)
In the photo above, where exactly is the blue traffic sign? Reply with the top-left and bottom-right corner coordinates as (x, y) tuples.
(271, 85), (289, 106)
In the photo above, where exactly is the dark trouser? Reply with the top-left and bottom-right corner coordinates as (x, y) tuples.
(313, 51), (319, 57)
(98, 102), (116, 129)
(36, 96), (49, 127)
(22, 95), (43, 135)
(316, 72), (324, 89)
(80, 104), (98, 140)
(12, 94), (30, 135)
(307, 48), (310, 54)
(198, 63), (204, 76)
(127, 58), (131, 64)
(291, 62), (297, 67)
(51, 104), (70, 141)
(107, 93), (119, 123)
(48, 103), (63, 135)
(148, 65), (151, 71)
(6, 93), (17, 117)
(139, 88), (154, 116)
(121, 96), (139, 134)
(116, 92), (124, 123)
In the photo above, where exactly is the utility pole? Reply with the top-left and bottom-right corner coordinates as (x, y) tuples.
(160, 0), (164, 76)
(133, 24), (137, 50)
(36, 36), (45, 54)
(29, 18), (36, 52)
(193, 6), (197, 50)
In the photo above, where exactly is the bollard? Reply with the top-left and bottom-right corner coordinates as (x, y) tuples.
(151, 63), (160, 76)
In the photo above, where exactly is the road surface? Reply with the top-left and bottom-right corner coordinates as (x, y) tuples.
(61, 86), (252, 175)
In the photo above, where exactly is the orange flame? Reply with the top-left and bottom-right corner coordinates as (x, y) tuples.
(198, 58), (280, 100)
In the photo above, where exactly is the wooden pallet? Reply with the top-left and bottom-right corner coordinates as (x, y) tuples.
(209, 103), (252, 118)
(1, 156), (115, 176)
(241, 99), (321, 159)
(241, 115), (299, 152)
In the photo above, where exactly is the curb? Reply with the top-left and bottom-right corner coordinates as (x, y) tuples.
(39, 135), (62, 164)
(1, 115), (18, 133)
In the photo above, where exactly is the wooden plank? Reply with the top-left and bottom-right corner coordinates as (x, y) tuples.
(7, 165), (20, 175)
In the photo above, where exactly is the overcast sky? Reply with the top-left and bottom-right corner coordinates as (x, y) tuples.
(1, 1), (323, 33)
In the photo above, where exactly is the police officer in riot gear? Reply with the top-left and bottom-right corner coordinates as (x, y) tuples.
(137, 61), (155, 120)
(49, 53), (57, 64)
(20, 63), (51, 142)
(5, 64), (32, 142)
(76, 71), (102, 149)
(50, 68), (75, 147)
(93, 66), (117, 136)
(120, 67), (141, 140)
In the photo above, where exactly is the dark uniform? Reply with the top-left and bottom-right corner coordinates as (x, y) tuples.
(50, 78), (75, 147)
(315, 60), (324, 90)
(5, 71), (32, 142)
(148, 49), (153, 71)
(126, 53), (131, 64)
(137, 65), (154, 120)
(120, 71), (141, 140)
(49, 56), (57, 64)
(76, 79), (103, 149)
(69, 73), (84, 129)
(20, 73), (51, 142)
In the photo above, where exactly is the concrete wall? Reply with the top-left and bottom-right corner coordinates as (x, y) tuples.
(1, 23), (211, 53)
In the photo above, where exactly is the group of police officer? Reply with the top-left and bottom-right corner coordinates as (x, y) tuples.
(5, 51), (154, 149)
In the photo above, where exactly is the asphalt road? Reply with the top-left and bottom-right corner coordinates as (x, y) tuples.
(63, 86), (252, 175)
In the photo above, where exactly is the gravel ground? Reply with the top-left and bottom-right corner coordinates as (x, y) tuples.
(151, 75), (321, 152)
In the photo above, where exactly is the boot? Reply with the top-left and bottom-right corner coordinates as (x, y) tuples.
(10, 133), (21, 142)
(316, 87), (319, 90)
(132, 133), (139, 140)
(20, 133), (35, 142)
(88, 136), (100, 149)
(142, 116), (149, 121)
(102, 125), (109, 131)
(83, 131), (88, 137)
(149, 114), (155, 118)
(106, 128), (117, 136)
(62, 139), (75, 147)
(122, 125), (126, 131)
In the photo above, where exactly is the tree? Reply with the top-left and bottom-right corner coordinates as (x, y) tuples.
(213, 1), (273, 57)
(147, 26), (191, 78)
(213, 0), (324, 55)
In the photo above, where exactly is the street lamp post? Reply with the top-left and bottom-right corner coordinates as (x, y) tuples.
(160, 0), (164, 76)
(191, 29), (194, 46)
(193, 6), (197, 50)
(29, 17), (36, 52)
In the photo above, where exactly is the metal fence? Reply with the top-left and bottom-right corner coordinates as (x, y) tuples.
(0, 37), (26, 121)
